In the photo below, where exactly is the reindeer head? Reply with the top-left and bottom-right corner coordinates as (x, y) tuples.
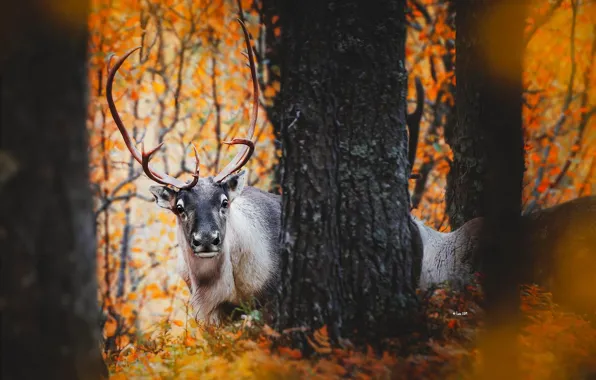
(148, 172), (246, 257)
(106, 20), (258, 277)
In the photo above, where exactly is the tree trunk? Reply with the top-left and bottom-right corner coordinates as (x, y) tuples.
(271, 0), (420, 349)
(453, 1), (527, 378)
(444, 0), (487, 230)
(0, 2), (105, 379)
(522, 195), (596, 317)
(257, 0), (284, 194)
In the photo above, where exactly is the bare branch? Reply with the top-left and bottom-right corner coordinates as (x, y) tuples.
(526, 0), (579, 214)
(407, 76), (424, 175)
(94, 193), (153, 219)
(524, 0), (564, 46)
(540, 26), (596, 197)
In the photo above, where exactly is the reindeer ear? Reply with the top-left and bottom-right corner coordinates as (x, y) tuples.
(149, 186), (177, 209)
(222, 170), (247, 201)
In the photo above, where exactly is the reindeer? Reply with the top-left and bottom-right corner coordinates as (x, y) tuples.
(107, 21), (596, 324)
(405, 79), (596, 310)
(413, 217), (484, 290)
(106, 20), (281, 325)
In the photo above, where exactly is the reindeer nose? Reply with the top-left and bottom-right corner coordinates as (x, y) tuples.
(212, 231), (220, 246)
(191, 231), (221, 248)
(191, 235), (201, 248)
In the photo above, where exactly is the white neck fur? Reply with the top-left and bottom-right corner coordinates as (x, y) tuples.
(176, 193), (276, 323)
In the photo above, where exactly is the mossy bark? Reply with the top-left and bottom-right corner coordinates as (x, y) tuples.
(271, 0), (420, 349)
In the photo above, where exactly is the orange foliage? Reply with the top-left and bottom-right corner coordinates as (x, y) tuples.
(103, 281), (596, 379)
(88, 0), (595, 377)
(407, 0), (595, 228)
(88, 0), (276, 351)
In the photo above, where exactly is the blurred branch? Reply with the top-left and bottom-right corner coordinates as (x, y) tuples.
(115, 149), (138, 299)
(237, 0), (247, 22)
(410, 0), (432, 25)
(254, 0), (283, 191)
(413, 61), (453, 209)
(526, 0), (578, 214)
(132, 245), (179, 290)
(102, 192), (112, 332)
(95, 192), (153, 219)
(146, 2), (208, 182)
(579, 157), (595, 197)
(409, 0), (455, 213)
(111, 172), (142, 197)
(411, 160), (435, 209)
(524, 0), (564, 46)
(173, 109), (213, 177)
(540, 26), (596, 199)
(407, 76), (424, 176)
(211, 53), (223, 172)
(116, 200), (133, 299)
(248, 155), (275, 187)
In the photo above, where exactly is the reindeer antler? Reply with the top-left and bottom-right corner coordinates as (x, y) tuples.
(213, 19), (259, 183)
(106, 19), (256, 187)
(106, 47), (200, 189)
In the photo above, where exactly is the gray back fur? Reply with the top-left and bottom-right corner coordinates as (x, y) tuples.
(413, 217), (483, 290)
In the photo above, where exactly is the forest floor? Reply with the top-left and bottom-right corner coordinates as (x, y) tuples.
(106, 281), (596, 379)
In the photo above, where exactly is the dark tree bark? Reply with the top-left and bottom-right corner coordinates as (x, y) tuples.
(522, 195), (596, 318)
(443, 1), (486, 230)
(406, 76), (424, 179)
(0, 2), (105, 379)
(271, 0), (420, 349)
(453, 0), (527, 378)
(254, 0), (284, 193)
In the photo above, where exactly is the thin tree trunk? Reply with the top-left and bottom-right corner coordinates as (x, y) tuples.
(453, 1), (527, 378)
(444, 0), (487, 230)
(0, 2), (105, 379)
(272, 0), (420, 350)
(255, 0), (284, 193)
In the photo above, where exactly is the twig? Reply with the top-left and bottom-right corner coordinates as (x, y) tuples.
(526, 0), (578, 214)
(542, 25), (596, 196)
(524, 0), (564, 46)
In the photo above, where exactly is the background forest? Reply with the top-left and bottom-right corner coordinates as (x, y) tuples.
(11, 0), (588, 377)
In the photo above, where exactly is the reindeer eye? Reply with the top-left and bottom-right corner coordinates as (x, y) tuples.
(221, 199), (229, 209)
(176, 204), (184, 214)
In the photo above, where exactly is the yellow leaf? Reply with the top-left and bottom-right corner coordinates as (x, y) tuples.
(116, 334), (130, 348)
(172, 320), (184, 327)
(153, 81), (165, 95)
(262, 324), (281, 338)
(158, 213), (171, 224)
(184, 335), (197, 347)
(105, 316), (117, 337)
(121, 303), (133, 318)
(264, 86), (277, 98)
